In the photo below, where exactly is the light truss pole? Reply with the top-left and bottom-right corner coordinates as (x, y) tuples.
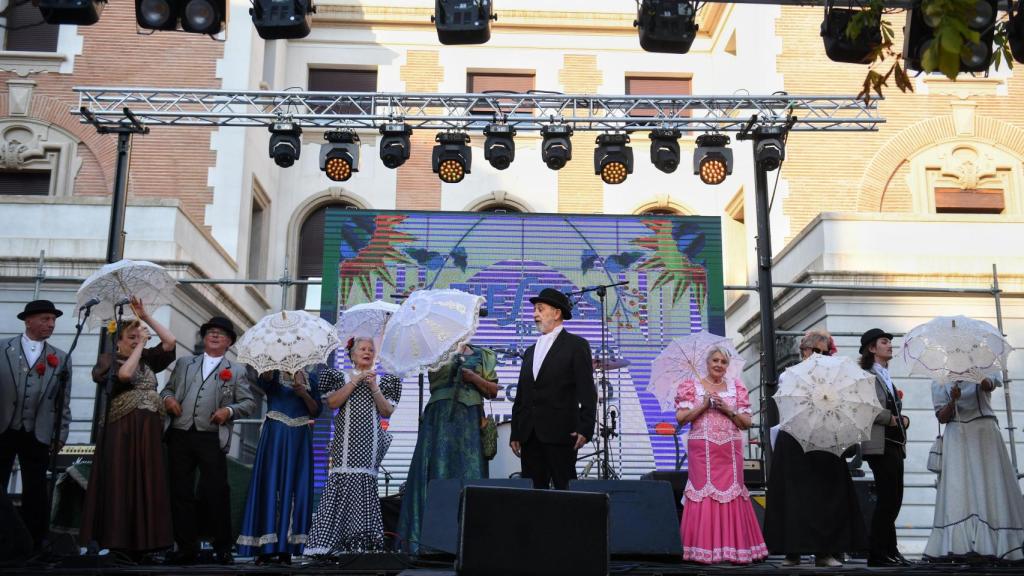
(73, 87), (883, 469)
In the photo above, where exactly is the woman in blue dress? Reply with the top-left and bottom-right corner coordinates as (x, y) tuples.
(236, 368), (321, 564)
(396, 342), (498, 555)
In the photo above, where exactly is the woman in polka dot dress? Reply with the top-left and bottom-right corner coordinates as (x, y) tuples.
(305, 337), (401, 555)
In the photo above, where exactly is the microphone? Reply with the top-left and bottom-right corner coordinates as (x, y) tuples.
(115, 297), (131, 307)
(79, 298), (101, 311)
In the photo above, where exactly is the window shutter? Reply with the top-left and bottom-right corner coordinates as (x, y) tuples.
(4, 1), (59, 52)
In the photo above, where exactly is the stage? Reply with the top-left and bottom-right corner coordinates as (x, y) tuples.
(4, 555), (1024, 575)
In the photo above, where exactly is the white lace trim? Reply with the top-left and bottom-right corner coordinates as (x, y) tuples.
(237, 533), (308, 546)
(684, 543), (768, 564)
(328, 466), (378, 478)
(684, 437), (749, 503)
(266, 411), (314, 427)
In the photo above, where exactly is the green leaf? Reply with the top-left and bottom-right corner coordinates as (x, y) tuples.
(938, 44), (961, 78)
(921, 43), (940, 71)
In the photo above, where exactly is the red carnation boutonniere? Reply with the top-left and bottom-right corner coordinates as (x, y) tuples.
(219, 368), (233, 382)
(897, 389), (904, 400)
(34, 363), (45, 376)
(47, 353), (59, 368)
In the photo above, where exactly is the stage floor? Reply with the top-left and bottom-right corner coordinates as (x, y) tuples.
(4, 555), (1024, 575)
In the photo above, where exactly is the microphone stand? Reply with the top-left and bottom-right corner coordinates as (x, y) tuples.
(568, 281), (627, 480)
(45, 305), (91, 548)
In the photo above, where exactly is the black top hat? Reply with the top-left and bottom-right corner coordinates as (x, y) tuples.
(529, 288), (573, 320)
(859, 328), (894, 354)
(17, 300), (63, 321)
(200, 316), (237, 344)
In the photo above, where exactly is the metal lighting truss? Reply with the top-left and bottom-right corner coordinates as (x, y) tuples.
(74, 87), (882, 133)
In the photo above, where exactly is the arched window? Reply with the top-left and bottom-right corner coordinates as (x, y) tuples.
(475, 203), (522, 213)
(296, 202), (356, 310)
(639, 207), (681, 216)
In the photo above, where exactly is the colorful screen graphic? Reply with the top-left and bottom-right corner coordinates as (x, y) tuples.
(316, 210), (724, 493)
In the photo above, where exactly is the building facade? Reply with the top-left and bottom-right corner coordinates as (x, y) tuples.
(1, 0), (1022, 552)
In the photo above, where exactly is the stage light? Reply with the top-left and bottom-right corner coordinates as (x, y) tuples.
(483, 124), (516, 170)
(904, 0), (996, 72)
(432, 131), (471, 183)
(250, 0), (313, 39)
(320, 130), (360, 182)
(135, 0), (224, 33)
(541, 124), (573, 170)
(268, 122), (302, 168)
(693, 133), (733, 185)
(649, 129), (681, 174)
(37, 0), (105, 25)
(594, 133), (633, 185)
(820, 5), (881, 64)
(635, 0), (699, 54)
(433, 0), (494, 45)
(755, 136), (785, 172)
(379, 123), (412, 169)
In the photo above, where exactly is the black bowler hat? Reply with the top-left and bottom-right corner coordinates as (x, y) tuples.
(859, 328), (894, 354)
(17, 300), (63, 321)
(529, 288), (573, 321)
(200, 316), (237, 344)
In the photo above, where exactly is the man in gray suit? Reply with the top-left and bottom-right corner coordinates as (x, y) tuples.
(160, 316), (255, 565)
(0, 300), (71, 549)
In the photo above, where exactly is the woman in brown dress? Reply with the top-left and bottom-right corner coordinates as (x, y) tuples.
(79, 298), (176, 559)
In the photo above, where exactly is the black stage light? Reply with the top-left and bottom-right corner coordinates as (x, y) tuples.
(1011, 4), (1024, 64)
(320, 130), (360, 182)
(635, 0), (699, 54)
(269, 122), (302, 168)
(379, 123), (412, 169)
(181, 0), (222, 34)
(136, 0), (224, 33)
(136, 0), (176, 30)
(483, 124), (516, 170)
(755, 135), (785, 172)
(250, 0), (314, 40)
(37, 0), (105, 25)
(649, 128), (681, 174)
(820, 4), (881, 64)
(904, 0), (996, 72)
(433, 0), (494, 45)
(541, 124), (573, 170)
(432, 131), (471, 183)
(693, 133), (733, 185)
(594, 133), (633, 185)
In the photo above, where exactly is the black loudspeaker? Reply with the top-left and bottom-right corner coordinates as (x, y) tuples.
(456, 486), (608, 576)
(420, 478), (531, 555)
(852, 478), (877, 534)
(568, 479), (682, 559)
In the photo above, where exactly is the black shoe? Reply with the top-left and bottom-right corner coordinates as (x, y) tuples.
(890, 552), (913, 566)
(255, 554), (274, 565)
(868, 555), (898, 567)
(277, 553), (292, 564)
(216, 551), (234, 565)
(165, 550), (199, 566)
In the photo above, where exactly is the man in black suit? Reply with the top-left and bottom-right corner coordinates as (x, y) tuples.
(858, 328), (911, 567)
(510, 288), (597, 489)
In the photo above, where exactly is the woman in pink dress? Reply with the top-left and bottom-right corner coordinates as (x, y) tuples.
(675, 345), (767, 564)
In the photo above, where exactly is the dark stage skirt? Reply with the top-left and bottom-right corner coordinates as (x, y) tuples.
(79, 409), (173, 552)
(764, 431), (867, 555)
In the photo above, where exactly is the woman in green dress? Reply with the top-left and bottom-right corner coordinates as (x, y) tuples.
(396, 343), (498, 555)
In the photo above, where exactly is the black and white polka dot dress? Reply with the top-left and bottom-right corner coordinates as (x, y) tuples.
(305, 368), (401, 555)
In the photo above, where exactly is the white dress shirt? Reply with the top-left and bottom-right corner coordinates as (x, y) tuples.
(21, 333), (44, 367)
(202, 353), (224, 380)
(873, 362), (896, 399)
(532, 325), (563, 380)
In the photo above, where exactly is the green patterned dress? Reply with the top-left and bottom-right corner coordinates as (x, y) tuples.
(396, 346), (497, 555)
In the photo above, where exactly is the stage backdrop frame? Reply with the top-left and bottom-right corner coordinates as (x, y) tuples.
(315, 210), (724, 494)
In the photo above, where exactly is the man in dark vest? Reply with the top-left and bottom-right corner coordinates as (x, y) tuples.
(161, 316), (256, 565)
(0, 300), (71, 550)
(510, 288), (596, 489)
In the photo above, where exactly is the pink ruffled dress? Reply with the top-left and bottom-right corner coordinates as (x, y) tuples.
(676, 378), (768, 564)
